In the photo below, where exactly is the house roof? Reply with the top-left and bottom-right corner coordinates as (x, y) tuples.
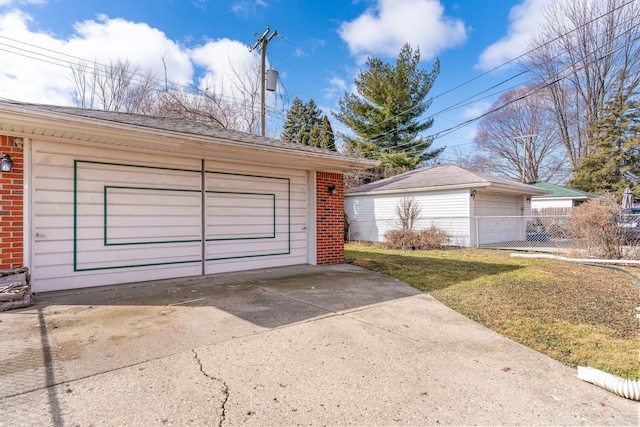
(527, 182), (596, 199)
(346, 164), (548, 196)
(0, 100), (377, 172)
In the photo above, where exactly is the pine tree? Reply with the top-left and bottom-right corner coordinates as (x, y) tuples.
(308, 123), (321, 148)
(281, 98), (336, 151)
(281, 98), (306, 143)
(319, 115), (336, 151)
(569, 89), (640, 196)
(333, 43), (443, 169)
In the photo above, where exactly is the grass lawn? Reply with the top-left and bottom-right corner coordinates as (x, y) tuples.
(345, 242), (640, 380)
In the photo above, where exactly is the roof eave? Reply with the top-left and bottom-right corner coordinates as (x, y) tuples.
(0, 103), (378, 172)
(347, 181), (548, 197)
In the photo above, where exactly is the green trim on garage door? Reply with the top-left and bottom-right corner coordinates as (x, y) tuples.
(74, 160), (203, 272)
(205, 190), (276, 241)
(73, 160), (295, 272)
(103, 185), (203, 246)
(204, 170), (291, 262)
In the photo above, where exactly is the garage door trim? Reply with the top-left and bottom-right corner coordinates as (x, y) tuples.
(73, 159), (203, 272)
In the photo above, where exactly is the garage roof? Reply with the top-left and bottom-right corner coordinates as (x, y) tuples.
(0, 100), (377, 172)
(347, 164), (549, 196)
(528, 182), (596, 200)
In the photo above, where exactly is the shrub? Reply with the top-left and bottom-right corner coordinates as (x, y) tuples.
(344, 212), (350, 242)
(383, 226), (450, 250)
(568, 195), (626, 259)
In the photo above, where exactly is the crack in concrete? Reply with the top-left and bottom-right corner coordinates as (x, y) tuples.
(192, 350), (229, 427)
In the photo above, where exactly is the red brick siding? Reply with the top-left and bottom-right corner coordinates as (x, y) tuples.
(0, 135), (23, 269)
(316, 171), (344, 265)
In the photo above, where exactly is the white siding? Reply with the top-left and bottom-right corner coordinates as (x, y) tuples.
(31, 140), (203, 292)
(203, 160), (307, 274)
(531, 198), (574, 210)
(30, 141), (309, 292)
(345, 189), (471, 246)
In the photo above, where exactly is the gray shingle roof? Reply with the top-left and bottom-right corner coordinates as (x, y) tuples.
(2, 101), (348, 157)
(347, 164), (546, 194)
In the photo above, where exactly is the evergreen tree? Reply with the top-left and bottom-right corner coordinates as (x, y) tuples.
(319, 115), (336, 151)
(281, 97), (306, 143)
(333, 43), (443, 169)
(281, 97), (336, 151)
(308, 123), (321, 148)
(569, 89), (640, 196)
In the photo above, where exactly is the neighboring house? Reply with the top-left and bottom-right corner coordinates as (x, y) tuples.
(528, 182), (596, 215)
(345, 164), (547, 247)
(0, 101), (375, 292)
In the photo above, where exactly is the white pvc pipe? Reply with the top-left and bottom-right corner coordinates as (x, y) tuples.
(511, 253), (640, 265)
(578, 366), (640, 401)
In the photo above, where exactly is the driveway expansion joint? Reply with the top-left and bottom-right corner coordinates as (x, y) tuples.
(192, 349), (229, 427)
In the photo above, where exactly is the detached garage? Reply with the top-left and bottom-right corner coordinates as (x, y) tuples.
(345, 164), (547, 246)
(0, 101), (375, 292)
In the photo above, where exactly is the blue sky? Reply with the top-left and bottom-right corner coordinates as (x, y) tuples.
(0, 0), (555, 157)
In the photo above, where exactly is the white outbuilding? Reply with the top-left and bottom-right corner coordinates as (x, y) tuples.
(345, 164), (547, 246)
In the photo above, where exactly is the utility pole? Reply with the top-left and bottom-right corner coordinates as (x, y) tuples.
(249, 26), (278, 136)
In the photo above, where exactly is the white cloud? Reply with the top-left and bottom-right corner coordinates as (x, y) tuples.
(476, 0), (553, 71)
(230, 0), (267, 14)
(0, 0), (45, 6)
(338, 0), (467, 63)
(462, 100), (491, 119)
(189, 38), (261, 94)
(324, 76), (347, 100)
(0, 11), (193, 104)
(70, 15), (193, 84)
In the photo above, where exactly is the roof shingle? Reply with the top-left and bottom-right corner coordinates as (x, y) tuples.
(347, 164), (545, 194)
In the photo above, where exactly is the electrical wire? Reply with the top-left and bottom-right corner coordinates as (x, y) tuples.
(0, 0), (636, 150)
(362, 18), (640, 156)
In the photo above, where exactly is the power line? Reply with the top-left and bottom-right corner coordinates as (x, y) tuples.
(360, 15), (640, 156)
(329, 0), (638, 146)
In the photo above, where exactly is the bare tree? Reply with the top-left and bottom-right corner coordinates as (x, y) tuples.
(450, 146), (497, 175)
(70, 57), (283, 135)
(473, 87), (569, 183)
(521, 0), (640, 168)
(71, 59), (159, 114)
(396, 197), (421, 231)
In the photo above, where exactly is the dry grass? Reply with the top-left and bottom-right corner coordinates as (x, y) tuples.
(345, 243), (640, 380)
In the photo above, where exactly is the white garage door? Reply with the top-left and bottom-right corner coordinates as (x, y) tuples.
(203, 160), (308, 274)
(30, 141), (307, 292)
(474, 193), (524, 244)
(474, 193), (522, 217)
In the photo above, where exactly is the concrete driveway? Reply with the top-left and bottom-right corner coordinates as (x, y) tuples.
(0, 264), (637, 426)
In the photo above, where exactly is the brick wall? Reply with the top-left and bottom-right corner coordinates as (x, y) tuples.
(316, 171), (344, 265)
(0, 136), (23, 269)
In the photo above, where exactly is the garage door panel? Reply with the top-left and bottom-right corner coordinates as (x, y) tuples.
(76, 167), (200, 189)
(203, 164), (306, 274)
(34, 202), (73, 216)
(208, 252), (307, 274)
(31, 141), (204, 291)
(32, 141), (309, 291)
(74, 161), (202, 271)
(34, 263), (200, 292)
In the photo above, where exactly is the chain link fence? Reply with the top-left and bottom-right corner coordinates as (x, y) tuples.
(347, 213), (640, 258)
(475, 214), (640, 258)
